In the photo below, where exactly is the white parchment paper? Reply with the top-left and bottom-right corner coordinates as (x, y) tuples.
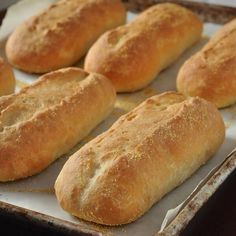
(0, 1), (236, 235)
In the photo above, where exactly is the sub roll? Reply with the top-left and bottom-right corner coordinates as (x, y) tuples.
(55, 92), (224, 225)
(177, 18), (236, 108)
(85, 3), (203, 92)
(0, 68), (116, 181)
(6, 0), (126, 73)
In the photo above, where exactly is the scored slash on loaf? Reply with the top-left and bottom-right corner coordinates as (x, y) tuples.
(55, 92), (225, 226)
(6, 0), (126, 73)
(85, 3), (203, 92)
(0, 68), (116, 182)
(177, 18), (236, 108)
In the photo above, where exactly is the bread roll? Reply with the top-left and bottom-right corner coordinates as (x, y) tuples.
(6, 0), (126, 73)
(84, 3), (203, 92)
(55, 92), (225, 225)
(0, 68), (116, 182)
(0, 57), (15, 96)
(177, 18), (236, 108)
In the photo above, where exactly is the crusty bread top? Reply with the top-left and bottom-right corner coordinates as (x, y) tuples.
(199, 18), (236, 70)
(0, 67), (114, 138)
(6, 0), (126, 73)
(177, 18), (236, 108)
(0, 68), (88, 123)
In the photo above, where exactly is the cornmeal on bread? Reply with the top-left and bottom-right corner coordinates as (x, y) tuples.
(0, 57), (15, 96)
(177, 18), (236, 108)
(85, 3), (203, 92)
(0, 68), (116, 181)
(6, 0), (126, 73)
(55, 92), (225, 225)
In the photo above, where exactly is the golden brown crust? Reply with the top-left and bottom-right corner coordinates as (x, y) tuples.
(84, 3), (202, 92)
(0, 57), (15, 96)
(55, 92), (225, 225)
(0, 67), (116, 181)
(177, 18), (236, 108)
(6, 0), (126, 73)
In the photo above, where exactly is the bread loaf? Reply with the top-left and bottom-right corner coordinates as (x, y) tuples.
(6, 0), (126, 73)
(0, 68), (116, 181)
(84, 3), (202, 92)
(177, 18), (236, 108)
(0, 57), (15, 96)
(55, 92), (225, 225)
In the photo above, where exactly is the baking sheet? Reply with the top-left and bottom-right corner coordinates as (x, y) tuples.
(158, 149), (236, 235)
(0, 1), (236, 235)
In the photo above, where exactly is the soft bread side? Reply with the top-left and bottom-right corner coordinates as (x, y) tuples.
(0, 68), (116, 181)
(6, 0), (126, 73)
(55, 92), (225, 225)
(0, 57), (15, 96)
(177, 18), (236, 108)
(84, 3), (202, 92)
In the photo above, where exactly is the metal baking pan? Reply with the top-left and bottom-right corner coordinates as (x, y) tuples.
(0, 1), (236, 235)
